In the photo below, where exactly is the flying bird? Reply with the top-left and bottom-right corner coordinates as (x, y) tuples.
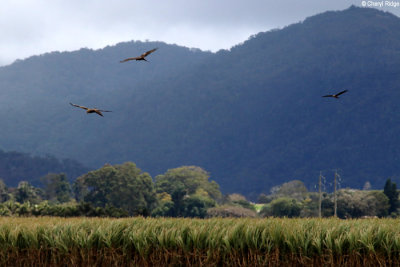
(69, 103), (112, 117)
(120, 48), (158, 63)
(322, 90), (348, 99)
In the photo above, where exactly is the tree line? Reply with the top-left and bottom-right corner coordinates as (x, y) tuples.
(0, 163), (222, 217)
(257, 179), (399, 219)
(0, 161), (399, 219)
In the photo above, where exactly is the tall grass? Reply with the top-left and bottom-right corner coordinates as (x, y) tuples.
(0, 217), (399, 266)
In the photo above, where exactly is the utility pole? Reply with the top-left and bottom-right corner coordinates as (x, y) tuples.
(319, 171), (322, 218)
(334, 169), (337, 217)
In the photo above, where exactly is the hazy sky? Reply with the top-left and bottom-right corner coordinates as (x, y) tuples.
(0, 0), (399, 66)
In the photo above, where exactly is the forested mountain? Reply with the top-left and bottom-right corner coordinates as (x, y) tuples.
(0, 149), (88, 186)
(0, 6), (399, 197)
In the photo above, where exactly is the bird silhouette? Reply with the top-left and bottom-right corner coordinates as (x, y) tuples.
(69, 103), (112, 117)
(322, 90), (348, 99)
(120, 48), (158, 63)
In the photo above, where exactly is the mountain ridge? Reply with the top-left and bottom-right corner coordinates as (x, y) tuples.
(0, 6), (399, 197)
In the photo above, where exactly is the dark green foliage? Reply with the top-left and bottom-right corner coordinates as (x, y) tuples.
(0, 179), (10, 202)
(336, 189), (390, 218)
(367, 191), (390, 217)
(0, 149), (88, 187)
(0, 201), (129, 217)
(261, 198), (302, 218)
(13, 181), (43, 204)
(151, 200), (174, 217)
(74, 162), (157, 216)
(40, 173), (71, 203)
(181, 195), (216, 218)
(0, 174), (396, 218)
(155, 166), (222, 200)
(169, 185), (187, 217)
(300, 194), (320, 217)
(321, 198), (334, 217)
(153, 187), (216, 218)
(384, 178), (399, 214)
(154, 166), (220, 217)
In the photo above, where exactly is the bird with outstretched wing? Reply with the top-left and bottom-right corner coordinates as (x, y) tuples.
(70, 103), (112, 117)
(120, 48), (158, 63)
(322, 90), (348, 99)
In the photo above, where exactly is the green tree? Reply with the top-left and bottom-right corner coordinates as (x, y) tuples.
(74, 162), (157, 216)
(13, 181), (43, 204)
(73, 176), (88, 202)
(40, 173), (71, 203)
(273, 180), (308, 200)
(169, 185), (187, 217)
(365, 191), (389, 217)
(383, 178), (399, 215)
(152, 186), (216, 218)
(151, 192), (174, 217)
(321, 197), (334, 217)
(181, 195), (215, 218)
(300, 193), (319, 217)
(154, 166), (221, 217)
(151, 200), (174, 217)
(0, 180), (10, 202)
(336, 189), (389, 218)
(155, 166), (222, 201)
(263, 197), (302, 218)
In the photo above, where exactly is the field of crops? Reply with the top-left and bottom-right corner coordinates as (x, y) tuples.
(0, 217), (399, 266)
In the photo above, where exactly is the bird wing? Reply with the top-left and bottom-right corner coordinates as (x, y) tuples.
(120, 57), (140, 63)
(94, 110), (104, 117)
(322, 95), (334, 98)
(98, 109), (112, 113)
(335, 90), (348, 96)
(120, 48), (157, 62)
(70, 103), (88, 110)
(141, 48), (158, 57)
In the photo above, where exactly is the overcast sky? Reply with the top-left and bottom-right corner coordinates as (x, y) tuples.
(0, 0), (399, 66)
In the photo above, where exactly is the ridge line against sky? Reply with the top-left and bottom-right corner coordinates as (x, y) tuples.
(0, 0), (399, 66)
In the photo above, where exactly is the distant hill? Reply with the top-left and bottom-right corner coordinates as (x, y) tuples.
(0, 6), (400, 197)
(0, 149), (88, 186)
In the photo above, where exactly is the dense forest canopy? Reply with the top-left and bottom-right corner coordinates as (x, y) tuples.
(0, 6), (400, 197)
(0, 149), (88, 186)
